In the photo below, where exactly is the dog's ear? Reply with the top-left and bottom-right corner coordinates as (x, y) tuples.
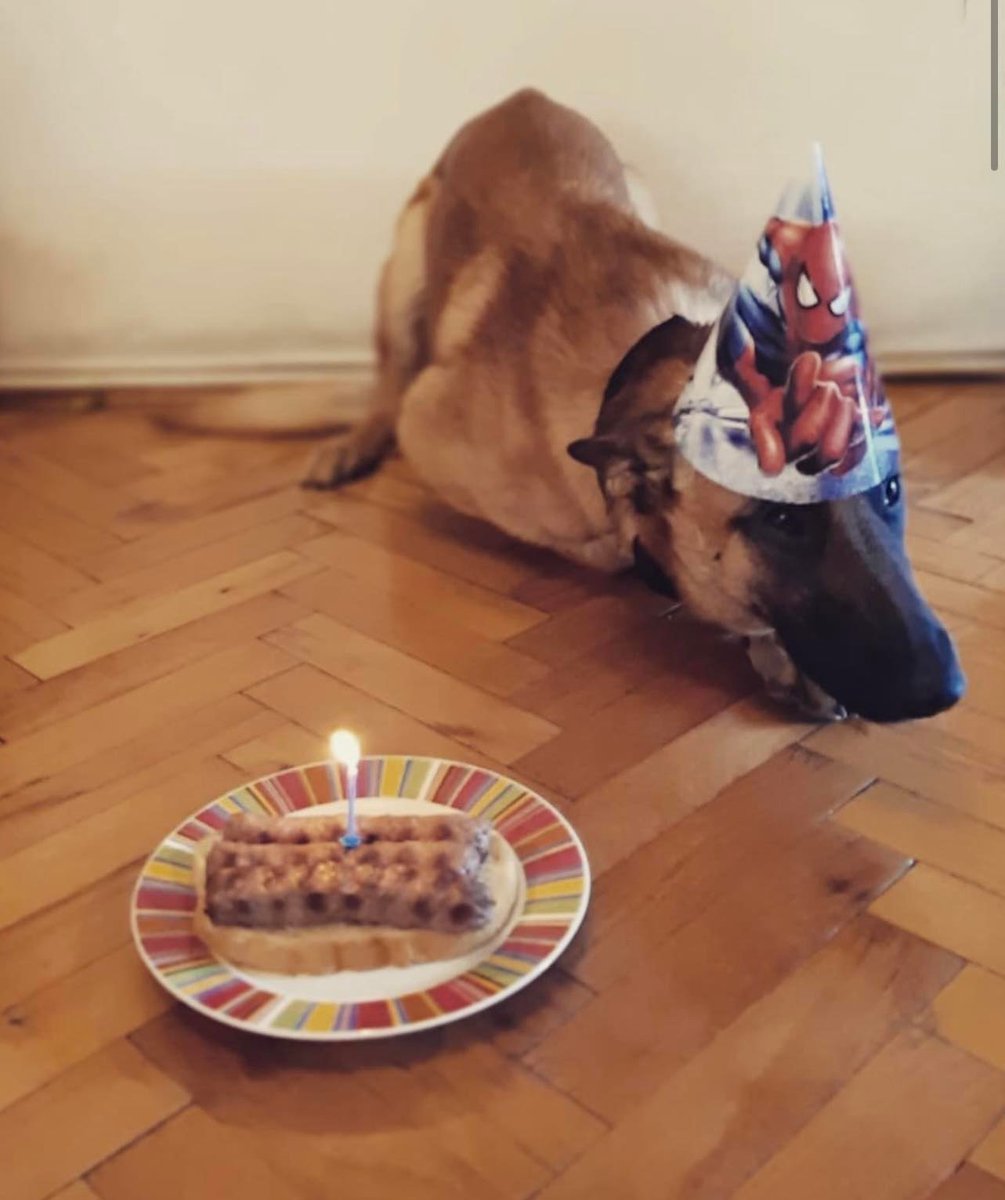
(588, 315), (712, 456)
(566, 412), (677, 568)
(567, 314), (711, 522)
(567, 435), (625, 469)
(601, 315), (713, 411)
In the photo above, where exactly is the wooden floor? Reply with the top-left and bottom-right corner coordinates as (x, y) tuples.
(2, 379), (1005, 1200)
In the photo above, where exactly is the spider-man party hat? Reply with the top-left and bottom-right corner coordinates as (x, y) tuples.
(672, 145), (900, 504)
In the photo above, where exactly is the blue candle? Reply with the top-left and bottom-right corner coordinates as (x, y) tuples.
(329, 729), (362, 850)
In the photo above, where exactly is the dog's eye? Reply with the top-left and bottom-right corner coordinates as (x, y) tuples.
(760, 503), (809, 538)
(883, 474), (902, 508)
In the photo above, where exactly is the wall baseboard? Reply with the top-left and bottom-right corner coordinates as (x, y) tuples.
(880, 350), (1005, 378)
(0, 348), (1001, 392)
(0, 350), (373, 391)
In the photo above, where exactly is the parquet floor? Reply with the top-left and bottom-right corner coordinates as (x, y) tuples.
(2, 378), (1005, 1200)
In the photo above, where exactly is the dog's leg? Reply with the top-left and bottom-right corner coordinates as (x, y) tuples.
(554, 532), (628, 572)
(746, 633), (847, 722)
(302, 405), (399, 489)
(304, 178), (433, 489)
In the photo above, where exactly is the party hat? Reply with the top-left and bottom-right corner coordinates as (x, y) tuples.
(672, 146), (899, 504)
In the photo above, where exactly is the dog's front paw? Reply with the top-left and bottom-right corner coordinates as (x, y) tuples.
(746, 634), (847, 723)
(302, 434), (367, 489)
(302, 415), (395, 490)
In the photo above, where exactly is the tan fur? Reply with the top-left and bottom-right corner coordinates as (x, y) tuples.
(168, 90), (731, 562)
(314, 89), (733, 569)
(663, 459), (770, 635)
(622, 166), (662, 231)
(163, 90), (837, 711)
(153, 380), (363, 438)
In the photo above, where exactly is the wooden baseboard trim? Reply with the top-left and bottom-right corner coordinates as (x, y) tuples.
(0, 351), (373, 390)
(0, 348), (1002, 391)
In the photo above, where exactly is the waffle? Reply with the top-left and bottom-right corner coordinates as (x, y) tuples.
(192, 804), (523, 974)
(221, 811), (489, 853)
(204, 812), (493, 934)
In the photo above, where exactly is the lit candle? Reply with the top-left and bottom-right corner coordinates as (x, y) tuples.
(329, 729), (362, 849)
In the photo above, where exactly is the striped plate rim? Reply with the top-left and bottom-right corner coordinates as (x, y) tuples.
(130, 756), (590, 1040)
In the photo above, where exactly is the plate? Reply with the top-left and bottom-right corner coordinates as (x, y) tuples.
(131, 756), (590, 1040)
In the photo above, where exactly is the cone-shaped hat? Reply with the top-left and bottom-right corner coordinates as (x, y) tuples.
(672, 146), (899, 503)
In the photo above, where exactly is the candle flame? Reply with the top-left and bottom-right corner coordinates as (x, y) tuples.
(329, 728), (361, 769)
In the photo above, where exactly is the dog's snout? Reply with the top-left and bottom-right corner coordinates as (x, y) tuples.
(773, 577), (966, 724)
(899, 626), (966, 720)
(911, 675), (966, 720)
(763, 486), (972, 726)
(838, 620), (966, 723)
(872, 671), (966, 722)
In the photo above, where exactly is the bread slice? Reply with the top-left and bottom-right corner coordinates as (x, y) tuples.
(192, 800), (523, 974)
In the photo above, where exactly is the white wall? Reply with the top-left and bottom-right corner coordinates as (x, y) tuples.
(0, 0), (1001, 385)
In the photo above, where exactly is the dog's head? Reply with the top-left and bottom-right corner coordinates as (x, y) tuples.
(568, 316), (965, 722)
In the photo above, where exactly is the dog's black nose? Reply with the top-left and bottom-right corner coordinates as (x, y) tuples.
(892, 680), (964, 721)
(856, 626), (966, 723)
(907, 656), (967, 720)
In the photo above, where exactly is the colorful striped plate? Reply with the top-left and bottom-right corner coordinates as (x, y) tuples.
(131, 756), (590, 1040)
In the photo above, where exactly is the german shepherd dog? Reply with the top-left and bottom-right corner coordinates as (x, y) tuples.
(187, 89), (966, 722)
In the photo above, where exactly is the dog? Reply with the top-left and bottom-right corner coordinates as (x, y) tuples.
(182, 89), (966, 722)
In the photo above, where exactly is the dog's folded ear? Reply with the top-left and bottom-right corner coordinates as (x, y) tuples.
(567, 435), (624, 468)
(602, 315), (712, 409)
(568, 313), (714, 539)
(568, 313), (712, 478)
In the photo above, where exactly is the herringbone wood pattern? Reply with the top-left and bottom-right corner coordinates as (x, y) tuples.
(2, 379), (1005, 1200)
